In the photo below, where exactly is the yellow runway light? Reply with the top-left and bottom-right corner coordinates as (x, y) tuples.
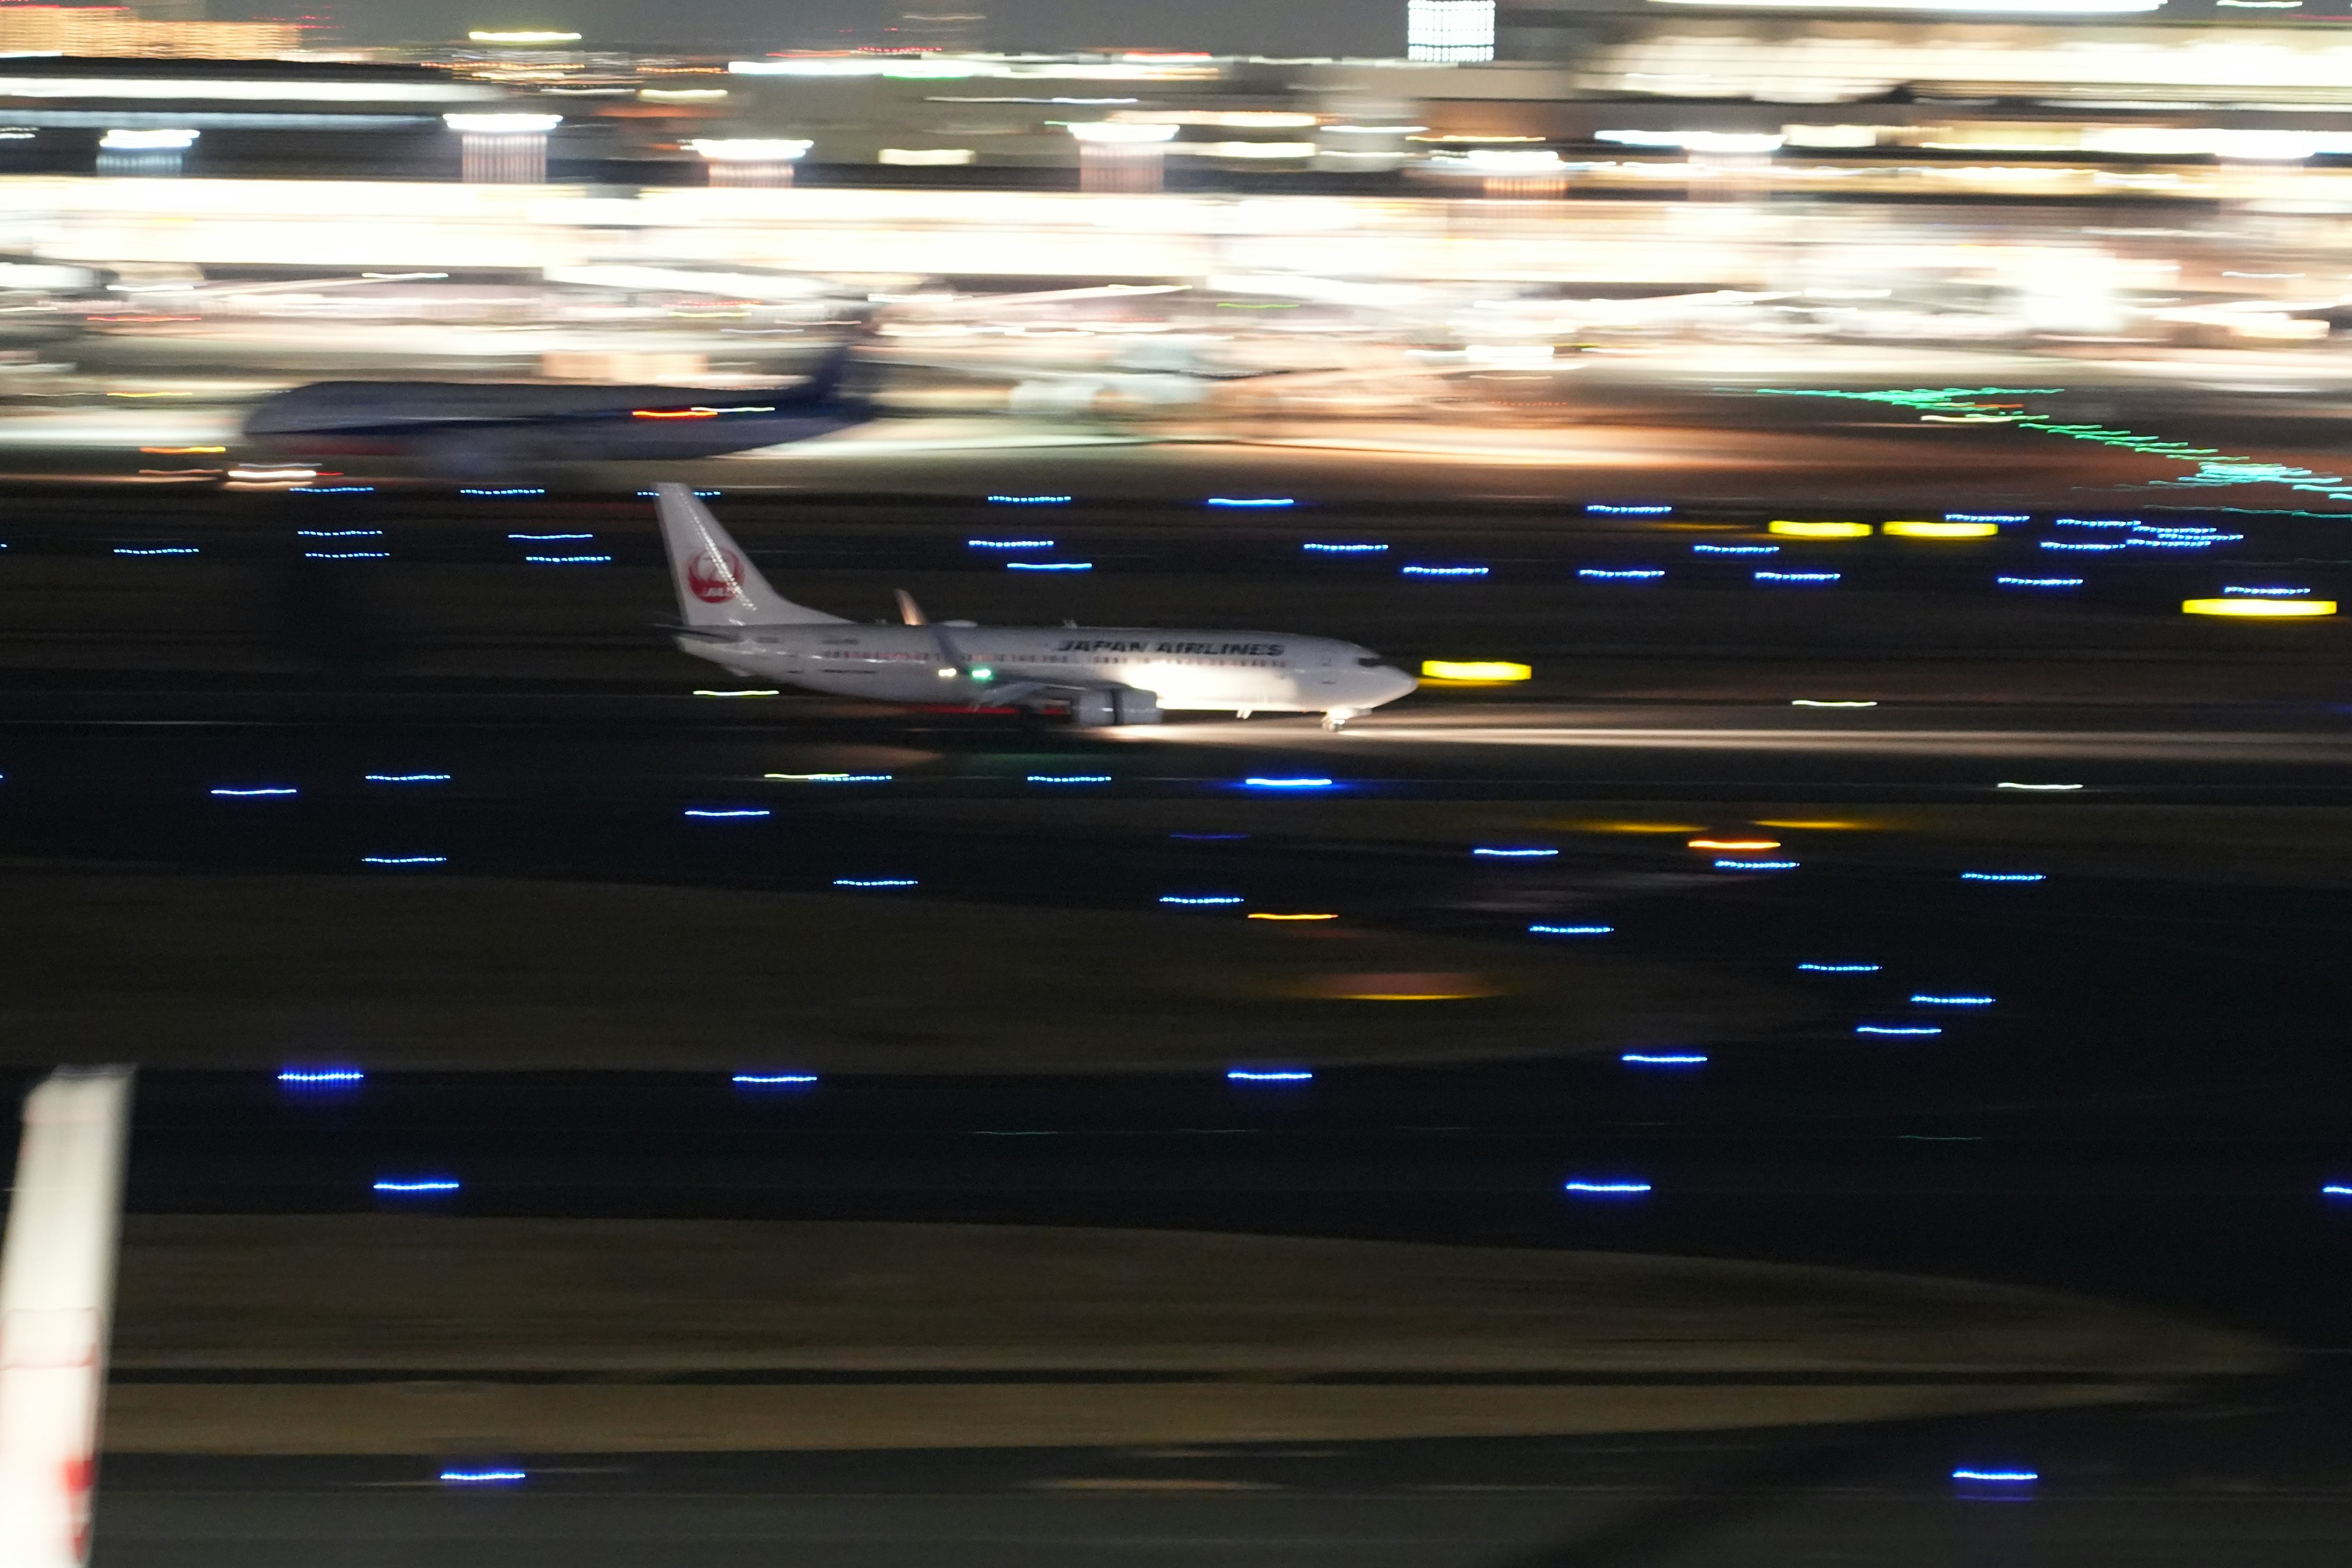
(2182, 597), (2336, 618)
(1248, 913), (1339, 921)
(1421, 660), (1531, 683)
(1562, 820), (1708, 834)
(1770, 520), (1872, 538)
(1754, 818), (1875, 830)
(1687, 837), (1782, 851)
(1884, 520), (1998, 538)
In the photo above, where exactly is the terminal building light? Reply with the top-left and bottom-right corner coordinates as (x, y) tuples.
(1408, 0), (1495, 62)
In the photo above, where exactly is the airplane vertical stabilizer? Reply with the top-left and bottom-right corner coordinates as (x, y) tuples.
(654, 483), (849, 628)
(0, 1066), (135, 1568)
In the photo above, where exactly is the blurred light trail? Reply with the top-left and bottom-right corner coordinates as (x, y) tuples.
(374, 1178), (459, 1194)
(1757, 570), (1840, 583)
(767, 772), (891, 782)
(733, 1073), (818, 1087)
(1402, 565), (1488, 577)
(684, 808), (771, 819)
(1578, 568), (1665, 581)
(1693, 543), (1776, 554)
(2223, 586), (2313, 597)
(209, 786), (296, 797)
(1207, 497), (1295, 507)
(1303, 542), (1387, 553)
(1226, 1068), (1312, 1082)
(366, 773), (450, 784)
(1769, 521), (1870, 538)
(1951, 1469), (2037, 1484)
(1885, 520), (1997, 538)
(361, 855), (445, 866)
(113, 546), (197, 556)
(1912, 994), (1994, 1006)
(1791, 699), (1874, 707)
(1961, 872), (2045, 883)
(1529, 924), (1613, 936)
(460, 487), (543, 497)
(696, 689), (782, 698)
(1027, 774), (1111, 784)
(1715, 858), (1798, 870)
(1586, 504), (1670, 515)
(1420, 660), (1528, 682)
(1008, 561), (1091, 571)
(524, 554), (611, 565)
(1248, 913), (1337, 921)
(1799, 962), (1880, 972)
(834, 878), (918, 888)
(1622, 1052), (1707, 1066)
(1998, 576), (2084, 588)
(305, 551), (386, 560)
(1562, 1180), (1651, 1195)
(986, 496), (1070, 504)
(439, 1470), (525, 1485)
(277, 1068), (363, 1085)
(1949, 513), (2029, 522)
(508, 532), (592, 541)
(1473, 846), (1558, 858)
(1857, 1025), (1943, 1036)
(968, 538), (1054, 548)
(1689, 837), (1779, 850)
(1997, 782), (2081, 790)
(296, 529), (381, 538)
(1161, 894), (1243, 905)
(1242, 777), (1333, 789)
(2184, 597), (2336, 617)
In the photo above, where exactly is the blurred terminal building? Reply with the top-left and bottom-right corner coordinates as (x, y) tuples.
(0, 0), (2342, 196)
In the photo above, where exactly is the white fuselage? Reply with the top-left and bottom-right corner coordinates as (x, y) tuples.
(680, 622), (1417, 715)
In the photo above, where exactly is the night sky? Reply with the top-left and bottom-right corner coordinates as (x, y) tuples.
(279, 1), (1405, 55)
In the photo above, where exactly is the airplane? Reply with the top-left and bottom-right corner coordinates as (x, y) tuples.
(652, 484), (1417, 728)
(242, 336), (867, 474)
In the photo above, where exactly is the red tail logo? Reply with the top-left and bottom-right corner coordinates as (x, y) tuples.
(686, 547), (743, 604)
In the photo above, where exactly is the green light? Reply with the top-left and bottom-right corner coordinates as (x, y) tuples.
(970, 666), (995, 683)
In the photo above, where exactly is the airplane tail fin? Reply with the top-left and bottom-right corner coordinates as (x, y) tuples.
(653, 485), (848, 628)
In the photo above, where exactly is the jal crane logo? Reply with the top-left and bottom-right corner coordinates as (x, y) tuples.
(687, 546), (744, 604)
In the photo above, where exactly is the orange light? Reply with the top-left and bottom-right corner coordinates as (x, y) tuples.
(1688, 837), (1782, 851)
(1248, 913), (1339, 921)
(141, 445), (227, 454)
(631, 408), (718, 420)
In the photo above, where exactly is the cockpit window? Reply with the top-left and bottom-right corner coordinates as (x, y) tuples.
(1355, 656), (1385, 667)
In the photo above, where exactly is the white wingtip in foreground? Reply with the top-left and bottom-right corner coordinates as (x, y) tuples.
(650, 484), (1416, 725)
(0, 1066), (134, 1568)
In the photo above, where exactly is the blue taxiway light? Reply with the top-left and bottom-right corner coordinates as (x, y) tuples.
(1401, 564), (1489, 577)
(305, 551), (388, 560)
(1027, 774), (1112, 784)
(733, 1073), (819, 1087)
(1715, 859), (1799, 870)
(1474, 847), (1559, 858)
(1007, 561), (1091, 571)
(508, 532), (594, 541)
(361, 855), (446, 866)
(1912, 994), (1994, 1006)
(637, 489), (720, 497)
(375, 1178), (459, 1194)
(1755, 571), (1839, 584)
(1562, 1180), (1652, 1195)
(1693, 543), (1777, 554)
(296, 529), (382, 538)
(460, 487), (545, 497)
(2053, 518), (2133, 528)
(440, 1470), (526, 1485)
(1578, 568), (1665, 581)
(1998, 576), (2084, 587)
(834, 878), (918, 888)
(1243, 777), (1334, 790)
(1227, 1068), (1313, 1082)
(211, 786), (298, 797)
(1529, 924), (1614, 937)
(290, 486), (375, 495)
(1161, 894), (1244, 906)
(684, 807), (771, 818)
(2040, 541), (2125, 552)
(1207, 497), (1295, 507)
(986, 495), (1071, 504)
(1961, 872), (2046, 883)
(1798, 962), (1880, 973)
(114, 546), (198, 556)
(1857, 1025), (1943, 1036)
(1586, 503), (1671, 515)
(523, 554), (612, 565)
(1951, 1469), (2038, 1484)
(2223, 585), (2312, 597)
(1622, 1052), (1708, 1066)
(968, 538), (1055, 548)
(366, 773), (450, 784)
(277, 1068), (364, 1085)
(1948, 513), (2027, 522)
(1304, 542), (1388, 553)
(2324, 1185), (2352, 1197)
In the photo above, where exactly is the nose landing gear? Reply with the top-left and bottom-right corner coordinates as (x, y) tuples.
(1321, 707), (1356, 732)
